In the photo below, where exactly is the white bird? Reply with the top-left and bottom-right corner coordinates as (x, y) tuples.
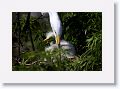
(44, 12), (75, 59)
(44, 12), (62, 45)
(45, 32), (75, 59)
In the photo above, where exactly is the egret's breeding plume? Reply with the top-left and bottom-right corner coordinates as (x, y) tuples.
(44, 12), (76, 59)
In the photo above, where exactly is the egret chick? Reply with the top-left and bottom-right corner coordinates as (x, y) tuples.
(45, 32), (75, 59)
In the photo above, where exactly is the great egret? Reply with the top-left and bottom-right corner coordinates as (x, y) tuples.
(44, 12), (62, 45)
(44, 12), (75, 59)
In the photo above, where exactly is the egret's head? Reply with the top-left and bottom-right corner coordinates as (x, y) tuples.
(44, 32), (54, 42)
(44, 31), (61, 45)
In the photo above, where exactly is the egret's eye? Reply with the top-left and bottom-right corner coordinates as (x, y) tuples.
(54, 31), (57, 34)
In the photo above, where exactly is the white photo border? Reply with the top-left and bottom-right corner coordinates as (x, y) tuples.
(0, 0), (114, 83)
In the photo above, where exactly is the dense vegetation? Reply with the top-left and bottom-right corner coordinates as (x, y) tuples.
(12, 12), (102, 71)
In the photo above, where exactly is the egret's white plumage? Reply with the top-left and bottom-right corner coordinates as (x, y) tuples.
(48, 12), (62, 37)
(44, 12), (76, 59)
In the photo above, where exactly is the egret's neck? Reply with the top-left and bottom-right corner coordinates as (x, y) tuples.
(48, 12), (58, 17)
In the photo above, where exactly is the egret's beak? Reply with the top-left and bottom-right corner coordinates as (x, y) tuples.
(55, 35), (60, 45)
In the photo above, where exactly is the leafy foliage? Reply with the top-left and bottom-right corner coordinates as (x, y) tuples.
(12, 12), (102, 71)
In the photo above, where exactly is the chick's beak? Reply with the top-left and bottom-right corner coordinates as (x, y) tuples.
(44, 38), (48, 41)
(43, 38), (50, 44)
(55, 35), (60, 45)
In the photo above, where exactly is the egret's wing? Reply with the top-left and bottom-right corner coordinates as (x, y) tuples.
(45, 44), (58, 51)
(60, 40), (76, 55)
(60, 40), (70, 45)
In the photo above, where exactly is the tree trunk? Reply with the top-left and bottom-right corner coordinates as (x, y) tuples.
(16, 12), (21, 59)
(26, 12), (35, 51)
